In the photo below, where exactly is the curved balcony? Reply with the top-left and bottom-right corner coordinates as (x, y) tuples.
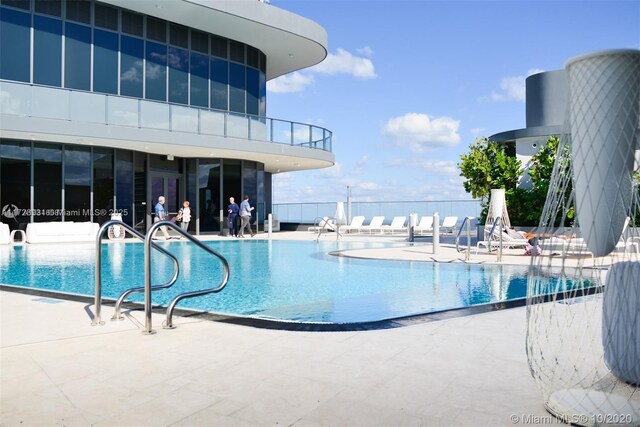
(0, 80), (333, 172)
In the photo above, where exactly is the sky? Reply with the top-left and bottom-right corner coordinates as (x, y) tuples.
(266, 0), (640, 204)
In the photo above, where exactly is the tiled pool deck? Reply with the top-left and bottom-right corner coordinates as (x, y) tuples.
(1, 232), (582, 426)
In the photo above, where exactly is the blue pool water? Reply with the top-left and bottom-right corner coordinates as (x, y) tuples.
(0, 240), (586, 323)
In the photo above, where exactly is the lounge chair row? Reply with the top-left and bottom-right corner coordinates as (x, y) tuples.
(340, 215), (458, 235)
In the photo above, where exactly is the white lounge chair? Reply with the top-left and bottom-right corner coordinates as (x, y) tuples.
(308, 217), (336, 233)
(361, 216), (385, 234)
(341, 216), (365, 234)
(0, 223), (10, 245)
(440, 216), (458, 234)
(382, 216), (407, 234)
(414, 216), (434, 235)
(476, 227), (530, 254)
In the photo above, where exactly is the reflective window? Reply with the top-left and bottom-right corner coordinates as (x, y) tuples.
(93, 29), (118, 94)
(242, 161), (257, 212)
(133, 152), (146, 231)
(259, 71), (266, 116)
(211, 36), (227, 59)
(35, 0), (61, 17)
(64, 145), (91, 222)
(64, 22), (91, 90)
(168, 47), (188, 104)
(34, 143), (62, 222)
(0, 0), (29, 11)
(0, 140), (31, 230)
(229, 62), (245, 113)
(198, 159), (220, 232)
(94, 3), (117, 30)
(210, 58), (228, 110)
(190, 52), (209, 108)
(0, 7), (30, 82)
(246, 67), (259, 116)
(229, 40), (244, 63)
(146, 16), (166, 42)
(120, 35), (143, 98)
(191, 29), (208, 54)
(247, 46), (259, 69)
(115, 150), (133, 226)
(34, 15), (62, 86)
(121, 10), (142, 36)
(259, 52), (266, 74)
(145, 41), (167, 101)
(169, 23), (188, 48)
(66, 0), (90, 24)
(93, 147), (113, 224)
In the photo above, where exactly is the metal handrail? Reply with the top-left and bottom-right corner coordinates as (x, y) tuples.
(93, 220), (180, 326)
(486, 216), (503, 261)
(144, 221), (230, 333)
(455, 216), (475, 260)
(311, 216), (341, 242)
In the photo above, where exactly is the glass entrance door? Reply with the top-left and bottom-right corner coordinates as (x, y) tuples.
(151, 175), (181, 219)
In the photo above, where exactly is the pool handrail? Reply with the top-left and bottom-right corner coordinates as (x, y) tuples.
(311, 216), (342, 242)
(145, 221), (230, 333)
(455, 216), (475, 260)
(93, 220), (180, 326)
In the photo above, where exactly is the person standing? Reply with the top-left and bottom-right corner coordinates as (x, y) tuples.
(178, 200), (191, 232)
(153, 196), (171, 240)
(227, 196), (239, 237)
(239, 195), (255, 238)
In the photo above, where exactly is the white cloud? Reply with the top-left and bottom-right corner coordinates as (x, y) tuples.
(385, 158), (458, 175)
(267, 71), (315, 94)
(471, 127), (484, 137)
(357, 46), (374, 57)
(383, 113), (461, 152)
(311, 48), (377, 79)
(482, 68), (544, 102)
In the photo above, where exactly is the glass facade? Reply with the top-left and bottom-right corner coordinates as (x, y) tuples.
(0, 140), (269, 234)
(0, 0), (267, 116)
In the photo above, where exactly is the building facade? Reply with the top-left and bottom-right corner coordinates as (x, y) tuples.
(0, 0), (333, 234)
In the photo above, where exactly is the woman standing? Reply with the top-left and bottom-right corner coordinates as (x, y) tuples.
(178, 200), (191, 232)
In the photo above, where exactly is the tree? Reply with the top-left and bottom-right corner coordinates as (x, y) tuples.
(458, 137), (522, 222)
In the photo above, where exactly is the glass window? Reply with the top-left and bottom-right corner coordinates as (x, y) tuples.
(242, 161), (257, 210)
(94, 3), (117, 30)
(93, 147), (113, 224)
(150, 154), (181, 172)
(133, 152), (146, 231)
(210, 58), (228, 110)
(211, 36), (227, 58)
(169, 23), (188, 48)
(198, 159), (220, 232)
(64, 22), (91, 90)
(246, 67), (259, 116)
(259, 71), (266, 116)
(35, 0), (62, 17)
(229, 40), (244, 63)
(64, 145), (90, 222)
(0, 7), (30, 82)
(93, 29), (118, 94)
(120, 35), (143, 98)
(191, 29), (208, 54)
(66, 0), (90, 24)
(121, 10), (142, 36)
(146, 16), (166, 43)
(34, 143), (62, 222)
(190, 52), (208, 108)
(0, 140), (31, 230)
(115, 150), (133, 226)
(259, 52), (266, 74)
(247, 46), (259, 69)
(34, 15), (63, 86)
(168, 47), (188, 104)
(0, 0), (29, 11)
(145, 41), (167, 101)
(229, 62), (245, 113)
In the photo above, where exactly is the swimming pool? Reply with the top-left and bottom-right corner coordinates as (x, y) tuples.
(0, 240), (590, 324)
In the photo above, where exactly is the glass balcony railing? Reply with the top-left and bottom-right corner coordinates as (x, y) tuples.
(0, 80), (332, 152)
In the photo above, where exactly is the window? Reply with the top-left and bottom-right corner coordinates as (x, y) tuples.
(34, 15), (62, 86)
(64, 145), (91, 222)
(168, 47), (188, 104)
(190, 52), (209, 108)
(34, 143), (62, 222)
(211, 36), (227, 58)
(246, 67), (259, 115)
(0, 0), (29, 11)
(247, 46), (259, 69)
(121, 10), (142, 36)
(0, 140), (31, 229)
(64, 22), (91, 90)
(93, 29), (118, 94)
(229, 63), (245, 113)
(146, 16), (166, 43)
(229, 40), (244, 63)
(35, 0), (62, 17)
(115, 150), (133, 226)
(120, 35), (143, 98)
(210, 58), (228, 110)
(145, 41), (167, 101)
(65, 0), (90, 24)
(0, 7), (30, 82)
(169, 23), (188, 48)
(93, 147), (113, 224)
(191, 29), (208, 54)
(94, 3), (117, 30)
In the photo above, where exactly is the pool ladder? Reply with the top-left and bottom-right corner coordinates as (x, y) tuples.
(311, 216), (342, 243)
(92, 220), (230, 334)
(455, 216), (475, 261)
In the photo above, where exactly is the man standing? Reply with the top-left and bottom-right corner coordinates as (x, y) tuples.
(153, 196), (171, 240)
(227, 196), (239, 237)
(239, 195), (255, 238)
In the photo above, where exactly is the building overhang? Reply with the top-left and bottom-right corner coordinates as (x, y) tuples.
(489, 125), (565, 143)
(101, 0), (328, 80)
(1, 114), (335, 173)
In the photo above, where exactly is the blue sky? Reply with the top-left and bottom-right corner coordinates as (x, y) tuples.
(266, 1), (640, 204)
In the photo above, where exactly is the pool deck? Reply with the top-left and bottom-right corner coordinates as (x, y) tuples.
(1, 231), (587, 426)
